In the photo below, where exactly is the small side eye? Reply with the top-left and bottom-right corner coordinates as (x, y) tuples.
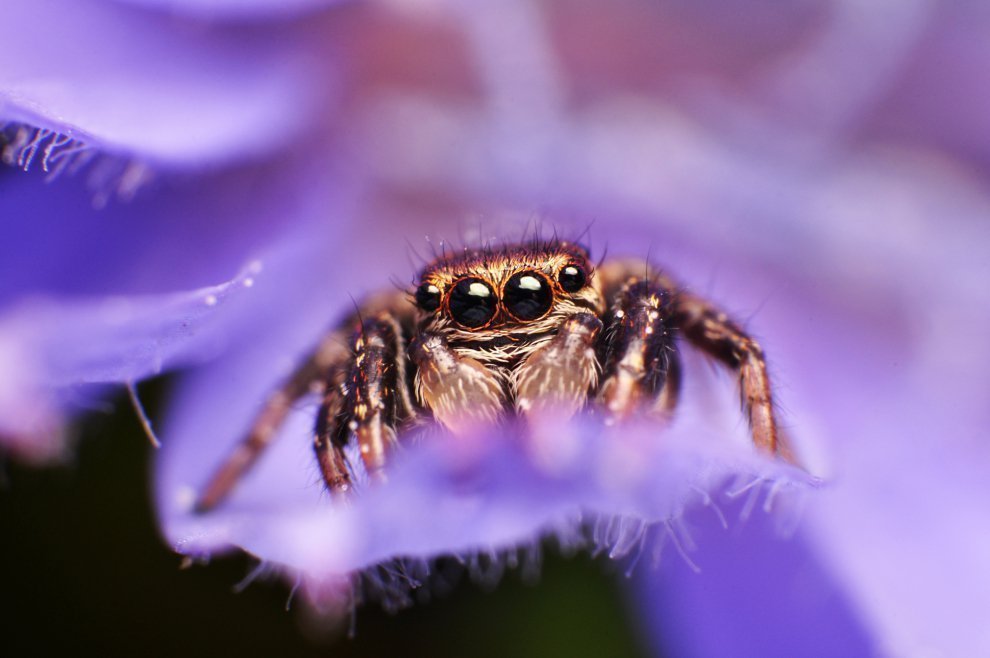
(558, 263), (587, 292)
(415, 282), (442, 312)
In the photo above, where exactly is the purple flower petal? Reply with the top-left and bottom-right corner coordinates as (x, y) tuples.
(0, 152), (354, 460)
(0, 0), (328, 166)
(635, 499), (875, 658)
(620, 173), (990, 657)
(0, 262), (257, 461)
(160, 378), (815, 590)
(110, 0), (346, 20)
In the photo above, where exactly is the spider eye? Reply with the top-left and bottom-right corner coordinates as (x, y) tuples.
(558, 263), (587, 292)
(449, 277), (497, 328)
(504, 271), (553, 321)
(415, 282), (441, 312)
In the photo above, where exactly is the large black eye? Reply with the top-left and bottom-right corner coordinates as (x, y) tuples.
(558, 263), (587, 292)
(504, 271), (553, 321)
(449, 277), (497, 328)
(415, 282), (441, 312)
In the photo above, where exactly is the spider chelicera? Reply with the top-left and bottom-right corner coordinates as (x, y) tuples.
(194, 240), (793, 512)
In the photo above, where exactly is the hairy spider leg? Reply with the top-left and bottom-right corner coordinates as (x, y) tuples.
(596, 276), (681, 420)
(194, 292), (417, 510)
(193, 331), (351, 513)
(316, 313), (417, 491)
(671, 289), (794, 461)
(595, 261), (792, 461)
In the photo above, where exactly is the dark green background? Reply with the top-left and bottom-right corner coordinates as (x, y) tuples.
(0, 380), (653, 657)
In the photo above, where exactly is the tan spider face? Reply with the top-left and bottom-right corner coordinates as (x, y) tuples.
(413, 242), (605, 346)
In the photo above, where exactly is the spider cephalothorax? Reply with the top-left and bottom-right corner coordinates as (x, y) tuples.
(195, 239), (791, 511)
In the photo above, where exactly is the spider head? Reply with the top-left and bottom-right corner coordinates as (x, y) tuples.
(414, 241), (603, 339)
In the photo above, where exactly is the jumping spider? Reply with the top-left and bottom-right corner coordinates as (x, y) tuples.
(195, 240), (792, 512)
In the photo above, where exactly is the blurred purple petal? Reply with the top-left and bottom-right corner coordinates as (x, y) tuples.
(0, 263), (256, 460)
(623, 210), (990, 656)
(160, 398), (814, 584)
(0, 140), (353, 460)
(636, 498), (874, 658)
(110, 0), (346, 20)
(0, 149), (346, 297)
(867, 2), (990, 165)
(0, 0), (327, 166)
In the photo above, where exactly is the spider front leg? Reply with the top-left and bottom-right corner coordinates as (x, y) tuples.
(596, 275), (682, 422)
(194, 294), (415, 511)
(316, 312), (417, 491)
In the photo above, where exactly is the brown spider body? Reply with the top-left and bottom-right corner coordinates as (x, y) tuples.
(194, 240), (791, 512)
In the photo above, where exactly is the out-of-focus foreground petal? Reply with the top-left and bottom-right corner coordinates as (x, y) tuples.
(638, 494), (876, 658)
(0, 0), (326, 167)
(0, 0), (347, 455)
(159, 324), (815, 606)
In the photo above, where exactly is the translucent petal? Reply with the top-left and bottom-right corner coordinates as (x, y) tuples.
(621, 171), (990, 657)
(160, 393), (814, 580)
(0, 156), (354, 460)
(0, 267), (255, 455)
(0, 0), (327, 166)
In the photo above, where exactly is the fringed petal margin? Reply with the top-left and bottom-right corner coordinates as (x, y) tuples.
(159, 365), (817, 617)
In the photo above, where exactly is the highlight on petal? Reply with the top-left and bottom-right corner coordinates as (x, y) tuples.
(0, 0), (329, 167)
(0, 152), (359, 461)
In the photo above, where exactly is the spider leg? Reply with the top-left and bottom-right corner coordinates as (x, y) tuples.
(596, 277), (680, 421)
(411, 333), (505, 435)
(193, 331), (351, 513)
(321, 313), (417, 487)
(194, 293), (417, 511)
(513, 313), (603, 419)
(670, 288), (790, 459)
(655, 346), (682, 416)
(595, 261), (793, 460)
